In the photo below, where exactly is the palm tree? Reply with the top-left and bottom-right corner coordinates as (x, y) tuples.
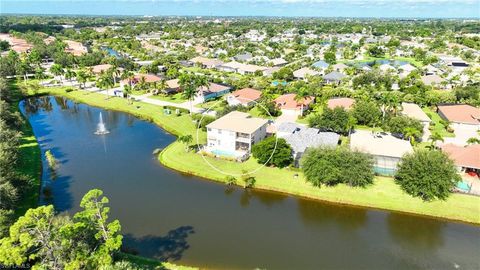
(65, 69), (76, 83)
(50, 64), (64, 82)
(17, 58), (32, 85)
(179, 73), (209, 115)
(123, 84), (133, 104)
(404, 127), (421, 146)
(108, 65), (121, 85)
(97, 72), (114, 99)
(428, 131), (444, 149)
(35, 67), (46, 80)
(466, 137), (480, 145)
(76, 69), (88, 89)
(154, 79), (168, 95)
(294, 87), (310, 116)
(178, 135), (193, 152)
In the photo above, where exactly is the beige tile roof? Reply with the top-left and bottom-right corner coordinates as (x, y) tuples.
(350, 130), (413, 158)
(401, 102), (431, 122)
(207, 111), (268, 134)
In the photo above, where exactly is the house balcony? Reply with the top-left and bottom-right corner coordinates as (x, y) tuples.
(235, 136), (251, 143)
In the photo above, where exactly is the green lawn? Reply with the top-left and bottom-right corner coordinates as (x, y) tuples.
(7, 81), (42, 216)
(149, 93), (187, 104)
(160, 142), (480, 224)
(28, 82), (480, 224)
(117, 253), (197, 270)
(422, 107), (455, 138)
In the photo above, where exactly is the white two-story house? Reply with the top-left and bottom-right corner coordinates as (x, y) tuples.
(206, 111), (268, 156)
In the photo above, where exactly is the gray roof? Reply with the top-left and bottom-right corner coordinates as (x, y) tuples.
(234, 52), (253, 61)
(277, 122), (302, 133)
(279, 123), (340, 153)
(312, 60), (329, 68)
(323, 71), (346, 81)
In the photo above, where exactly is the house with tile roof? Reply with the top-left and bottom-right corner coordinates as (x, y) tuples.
(327, 97), (355, 111)
(226, 88), (262, 107)
(350, 130), (413, 176)
(441, 144), (480, 174)
(274, 93), (314, 117)
(206, 111), (268, 156)
(437, 104), (480, 127)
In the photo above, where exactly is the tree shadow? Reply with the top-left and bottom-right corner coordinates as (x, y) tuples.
(122, 226), (195, 262)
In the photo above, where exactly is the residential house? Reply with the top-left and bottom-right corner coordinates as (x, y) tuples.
(189, 56), (224, 69)
(226, 88), (262, 107)
(162, 79), (180, 94)
(350, 130), (413, 176)
(421, 74), (446, 88)
(217, 61), (267, 75)
(437, 104), (480, 129)
(274, 93), (314, 117)
(323, 71), (346, 84)
(195, 83), (232, 103)
(293, 67), (320, 80)
(441, 144), (480, 174)
(311, 60), (329, 70)
(0, 33), (33, 53)
(91, 64), (114, 75)
(332, 63), (348, 72)
(206, 111), (268, 155)
(327, 97), (355, 111)
(120, 74), (162, 88)
(234, 52), (253, 62)
(276, 122), (340, 166)
(64, 40), (87, 56)
(401, 102), (431, 141)
(270, 58), (288, 67)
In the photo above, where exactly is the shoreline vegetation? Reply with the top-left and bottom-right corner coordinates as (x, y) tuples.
(19, 82), (480, 225)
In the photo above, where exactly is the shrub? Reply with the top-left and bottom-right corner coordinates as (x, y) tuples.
(308, 107), (355, 135)
(352, 100), (382, 126)
(383, 115), (423, 138)
(301, 147), (374, 187)
(394, 150), (461, 201)
(252, 136), (293, 168)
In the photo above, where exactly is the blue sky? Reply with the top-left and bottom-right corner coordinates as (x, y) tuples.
(2, 0), (479, 18)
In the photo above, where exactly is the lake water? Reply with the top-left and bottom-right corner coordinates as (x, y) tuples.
(21, 96), (480, 270)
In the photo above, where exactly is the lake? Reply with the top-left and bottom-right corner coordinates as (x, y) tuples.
(21, 96), (480, 270)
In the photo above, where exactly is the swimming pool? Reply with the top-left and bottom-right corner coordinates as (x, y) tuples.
(456, 181), (471, 192)
(211, 149), (237, 157)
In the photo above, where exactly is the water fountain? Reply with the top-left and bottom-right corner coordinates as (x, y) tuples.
(94, 112), (110, 135)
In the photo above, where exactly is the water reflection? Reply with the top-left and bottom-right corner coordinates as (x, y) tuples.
(298, 199), (367, 231)
(123, 226), (195, 261)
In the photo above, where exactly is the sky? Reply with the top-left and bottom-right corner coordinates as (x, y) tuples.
(1, 0), (479, 18)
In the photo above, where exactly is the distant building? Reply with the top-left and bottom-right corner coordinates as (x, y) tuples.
(293, 67), (320, 80)
(421, 75), (446, 88)
(276, 122), (340, 166)
(323, 71), (346, 84)
(226, 88), (262, 107)
(64, 40), (87, 56)
(350, 130), (413, 176)
(206, 111), (268, 155)
(189, 56), (224, 69)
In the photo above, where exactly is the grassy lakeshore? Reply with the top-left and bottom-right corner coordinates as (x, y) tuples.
(8, 81), (42, 216)
(25, 84), (480, 224)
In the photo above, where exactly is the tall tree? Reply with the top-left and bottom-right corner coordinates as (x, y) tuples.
(179, 73), (209, 115)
